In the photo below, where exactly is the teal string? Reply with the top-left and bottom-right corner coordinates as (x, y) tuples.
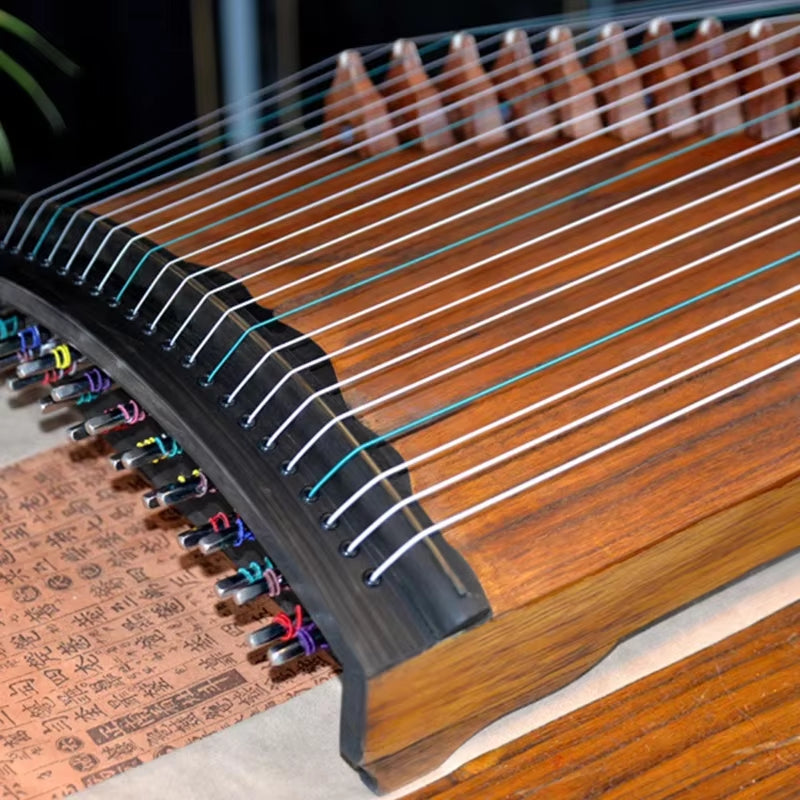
(237, 557), (275, 583)
(30, 39), (447, 261)
(154, 435), (182, 458)
(0, 315), (19, 340)
(76, 392), (99, 405)
(205, 97), (797, 383)
(308, 248), (800, 496)
(114, 23), (694, 304)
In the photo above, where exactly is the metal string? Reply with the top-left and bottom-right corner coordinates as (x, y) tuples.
(250, 138), (800, 437)
(99, 20), (650, 297)
(230, 59), (800, 418)
(0, 54), (343, 248)
(146, 14), (771, 343)
(292, 211), (800, 482)
(30, 42), (404, 262)
(349, 312), (800, 555)
(3, 0), (787, 251)
(142, 16), (723, 339)
(54, 40), (426, 272)
(330, 282), (800, 530)
(14, 47), (377, 256)
(194, 72), (800, 386)
(367, 337), (800, 584)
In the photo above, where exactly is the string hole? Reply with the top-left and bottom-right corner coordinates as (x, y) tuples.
(125, 309), (139, 321)
(197, 375), (213, 388)
(300, 486), (318, 504)
(219, 394), (234, 409)
(56, 267), (69, 277)
(161, 341), (177, 352)
(280, 461), (296, 477)
(258, 438), (275, 452)
(181, 355), (195, 368)
(89, 286), (102, 297)
(24, 252), (35, 263)
(107, 298), (120, 308)
(238, 415), (254, 430)
(72, 275), (85, 286)
(339, 540), (358, 558)
(320, 513), (338, 531)
(40, 258), (52, 269)
(363, 569), (381, 587)
(9, 246), (19, 255)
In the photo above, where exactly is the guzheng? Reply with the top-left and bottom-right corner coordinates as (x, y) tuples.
(1, 1), (799, 791)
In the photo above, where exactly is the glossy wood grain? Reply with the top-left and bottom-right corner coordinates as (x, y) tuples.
(405, 601), (800, 800)
(82, 18), (800, 788)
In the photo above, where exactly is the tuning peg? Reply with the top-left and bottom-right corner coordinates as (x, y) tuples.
(141, 472), (209, 509)
(16, 345), (82, 378)
(233, 579), (270, 604)
(177, 512), (239, 549)
(232, 567), (283, 604)
(84, 400), (147, 435)
(66, 422), (91, 442)
(50, 368), (112, 402)
(108, 452), (126, 471)
(116, 435), (182, 470)
(267, 625), (326, 666)
(248, 622), (288, 648)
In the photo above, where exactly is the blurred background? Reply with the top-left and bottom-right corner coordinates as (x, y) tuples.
(1, 0), (624, 193)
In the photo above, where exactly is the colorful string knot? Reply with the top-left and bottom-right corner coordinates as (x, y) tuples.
(274, 605), (304, 641)
(52, 344), (72, 370)
(0, 315), (19, 340)
(85, 368), (111, 394)
(117, 400), (146, 426)
(154, 435), (182, 459)
(208, 511), (231, 532)
(296, 624), (327, 657)
(232, 517), (255, 547)
(17, 326), (41, 356)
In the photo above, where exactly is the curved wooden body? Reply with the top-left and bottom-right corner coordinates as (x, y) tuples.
(2, 14), (800, 792)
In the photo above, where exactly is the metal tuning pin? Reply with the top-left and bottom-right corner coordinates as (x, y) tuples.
(16, 345), (82, 378)
(215, 572), (253, 598)
(118, 435), (182, 470)
(66, 422), (91, 442)
(7, 372), (52, 391)
(108, 453), (126, 471)
(38, 396), (63, 415)
(268, 626), (326, 667)
(50, 368), (112, 402)
(248, 622), (289, 649)
(177, 522), (217, 550)
(232, 567), (283, 605)
(233, 579), (270, 604)
(198, 523), (241, 555)
(141, 472), (208, 509)
(84, 400), (147, 435)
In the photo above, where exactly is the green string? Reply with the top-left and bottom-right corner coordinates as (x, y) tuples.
(113, 22), (696, 303)
(204, 97), (797, 383)
(309, 248), (800, 496)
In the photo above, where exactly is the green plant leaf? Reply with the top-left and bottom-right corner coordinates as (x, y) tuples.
(0, 49), (65, 131)
(0, 10), (78, 75)
(0, 121), (14, 174)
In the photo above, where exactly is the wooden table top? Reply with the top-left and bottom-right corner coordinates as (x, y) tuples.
(405, 600), (800, 799)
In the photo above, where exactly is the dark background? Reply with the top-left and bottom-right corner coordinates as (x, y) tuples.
(0, 0), (567, 193)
